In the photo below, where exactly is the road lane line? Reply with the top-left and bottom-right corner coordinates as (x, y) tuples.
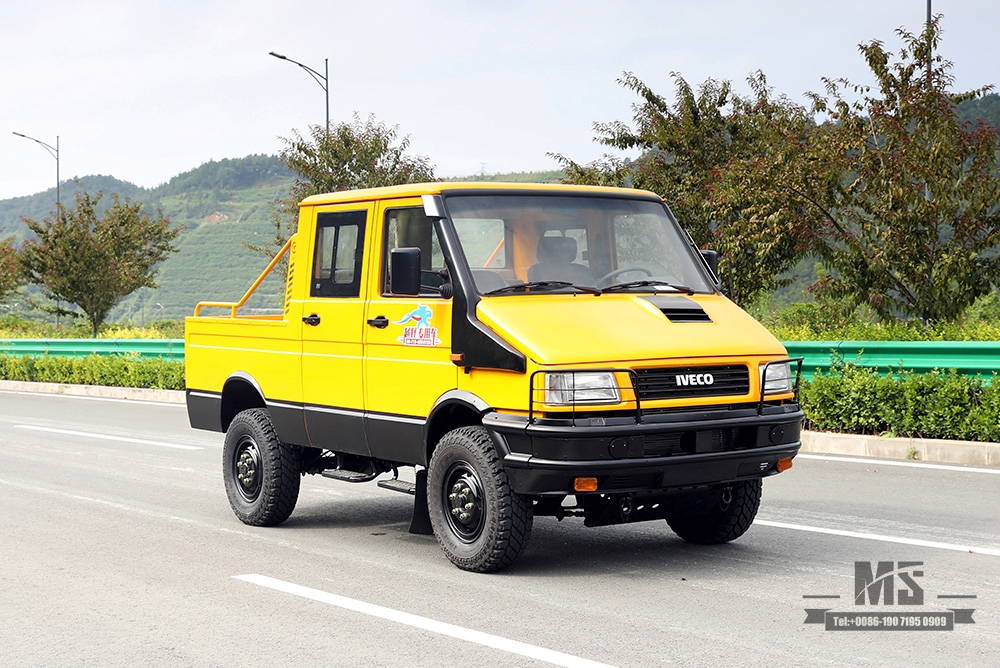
(797, 453), (1000, 474)
(14, 424), (202, 450)
(754, 520), (1000, 556)
(234, 574), (618, 668)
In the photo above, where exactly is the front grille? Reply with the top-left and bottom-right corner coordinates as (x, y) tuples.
(642, 427), (761, 457)
(634, 364), (750, 401)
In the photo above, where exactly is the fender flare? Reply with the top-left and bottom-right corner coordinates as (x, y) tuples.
(423, 390), (510, 466)
(220, 371), (266, 431)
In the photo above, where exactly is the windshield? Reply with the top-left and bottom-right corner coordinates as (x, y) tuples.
(445, 194), (715, 295)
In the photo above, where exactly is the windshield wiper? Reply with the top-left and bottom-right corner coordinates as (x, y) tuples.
(483, 281), (602, 296)
(601, 280), (695, 294)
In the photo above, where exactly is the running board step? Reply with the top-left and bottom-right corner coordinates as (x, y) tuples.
(321, 469), (376, 483)
(377, 478), (416, 495)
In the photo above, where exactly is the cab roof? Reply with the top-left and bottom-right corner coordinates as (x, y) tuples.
(298, 181), (663, 207)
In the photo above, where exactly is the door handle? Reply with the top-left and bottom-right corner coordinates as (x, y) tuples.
(367, 315), (389, 329)
(302, 313), (321, 326)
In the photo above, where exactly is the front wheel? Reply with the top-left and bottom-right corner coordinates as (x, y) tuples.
(427, 426), (533, 572)
(666, 479), (761, 544)
(223, 408), (300, 527)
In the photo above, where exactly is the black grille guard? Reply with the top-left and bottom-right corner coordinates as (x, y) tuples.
(528, 357), (804, 425)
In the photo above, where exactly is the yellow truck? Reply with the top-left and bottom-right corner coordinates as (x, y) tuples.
(185, 182), (803, 572)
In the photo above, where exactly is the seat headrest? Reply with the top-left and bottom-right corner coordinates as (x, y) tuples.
(536, 236), (578, 264)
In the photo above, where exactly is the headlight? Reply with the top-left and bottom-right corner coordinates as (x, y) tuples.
(544, 372), (620, 406)
(760, 361), (793, 395)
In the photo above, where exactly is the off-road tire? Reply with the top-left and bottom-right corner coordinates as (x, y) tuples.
(666, 479), (762, 544)
(223, 408), (300, 527)
(427, 426), (532, 572)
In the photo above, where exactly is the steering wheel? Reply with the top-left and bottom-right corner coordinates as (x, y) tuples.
(596, 265), (655, 288)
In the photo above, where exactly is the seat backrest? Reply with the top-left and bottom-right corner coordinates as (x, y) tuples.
(535, 236), (578, 264)
(528, 235), (594, 284)
(471, 269), (507, 293)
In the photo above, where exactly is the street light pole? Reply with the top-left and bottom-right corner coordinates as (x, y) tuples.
(269, 51), (329, 131)
(926, 0), (933, 82)
(12, 132), (60, 208)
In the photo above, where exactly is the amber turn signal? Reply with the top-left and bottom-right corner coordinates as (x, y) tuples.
(573, 477), (599, 492)
(776, 457), (793, 472)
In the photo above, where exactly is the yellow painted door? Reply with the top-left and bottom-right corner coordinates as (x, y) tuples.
(300, 203), (373, 456)
(363, 201), (458, 464)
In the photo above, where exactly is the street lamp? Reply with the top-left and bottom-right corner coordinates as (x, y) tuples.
(269, 51), (329, 131)
(926, 0), (933, 81)
(12, 132), (60, 208)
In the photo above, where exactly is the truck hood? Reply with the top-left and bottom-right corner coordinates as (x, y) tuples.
(475, 292), (786, 366)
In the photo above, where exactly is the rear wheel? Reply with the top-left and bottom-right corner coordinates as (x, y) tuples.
(223, 408), (300, 526)
(666, 479), (761, 544)
(427, 426), (532, 572)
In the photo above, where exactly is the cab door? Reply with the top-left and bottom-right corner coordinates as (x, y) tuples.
(300, 203), (373, 456)
(363, 200), (458, 465)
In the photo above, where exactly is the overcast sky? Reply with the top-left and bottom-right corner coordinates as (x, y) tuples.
(1, 0), (996, 202)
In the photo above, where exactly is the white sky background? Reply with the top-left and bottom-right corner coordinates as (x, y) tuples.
(0, 0), (996, 201)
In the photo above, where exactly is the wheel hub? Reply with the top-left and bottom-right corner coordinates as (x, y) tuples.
(234, 438), (262, 502)
(444, 465), (484, 542)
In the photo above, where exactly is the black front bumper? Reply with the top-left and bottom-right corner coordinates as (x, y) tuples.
(483, 404), (803, 495)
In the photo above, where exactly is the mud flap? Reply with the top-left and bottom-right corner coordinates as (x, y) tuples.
(409, 468), (434, 535)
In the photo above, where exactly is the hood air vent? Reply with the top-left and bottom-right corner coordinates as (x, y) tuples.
(640, 295), (712, 323)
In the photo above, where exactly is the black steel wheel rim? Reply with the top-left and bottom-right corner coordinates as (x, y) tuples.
(442, 460), (485, 543)
(233, 435), (262, 503)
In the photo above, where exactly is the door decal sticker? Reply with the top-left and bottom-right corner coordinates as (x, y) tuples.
(393, 304), (442, 346)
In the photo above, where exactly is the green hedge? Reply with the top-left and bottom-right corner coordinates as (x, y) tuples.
(802, 359), (1000, 442)
(0, 354), (184, 391)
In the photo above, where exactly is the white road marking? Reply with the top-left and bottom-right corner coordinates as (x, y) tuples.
(754, 520), (1000, 557)
(234, 574), (618, 668)
(797, 453), (1000, 474)
(14, 424), (202, 450)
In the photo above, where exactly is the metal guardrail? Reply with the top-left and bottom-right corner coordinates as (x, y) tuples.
(0, 339), (185, 361)
(783, 340), (1000, 380)
(1, 339), (998, 380)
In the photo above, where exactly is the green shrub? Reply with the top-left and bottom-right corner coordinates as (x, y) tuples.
(0, 353), (184, 390)
(802, 359), (1000, 442)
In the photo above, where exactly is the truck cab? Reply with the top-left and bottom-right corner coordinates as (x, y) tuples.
(186, 182), (803, 572)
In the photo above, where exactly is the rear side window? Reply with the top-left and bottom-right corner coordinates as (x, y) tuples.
(312, 210), (367, 297)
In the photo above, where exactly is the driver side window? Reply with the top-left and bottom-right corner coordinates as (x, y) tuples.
(382, 207), (447, 297)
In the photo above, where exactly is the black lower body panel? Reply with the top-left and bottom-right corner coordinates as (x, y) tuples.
(502, 442), (799, 495)
(485, 407), (803, 496)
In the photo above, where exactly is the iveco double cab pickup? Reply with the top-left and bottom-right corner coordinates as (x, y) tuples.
(185, 182), (803, 572)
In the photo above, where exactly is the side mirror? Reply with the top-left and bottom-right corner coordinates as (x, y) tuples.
(700, 249), (719, 278)
(390, 247), (422, 296)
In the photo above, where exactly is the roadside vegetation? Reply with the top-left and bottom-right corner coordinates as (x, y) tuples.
(0, 353), (183, 391)
(803, 360), (1000, 443)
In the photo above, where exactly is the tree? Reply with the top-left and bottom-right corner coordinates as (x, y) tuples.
(251, 113), (436, 256)
(20, 191), (180, 336)
(0, 235), (22, 305)
(804, 17), (1000, 322)
(552, 72), (823, 307)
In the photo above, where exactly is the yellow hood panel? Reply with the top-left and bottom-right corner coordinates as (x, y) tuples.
(475, 293), (786, 366)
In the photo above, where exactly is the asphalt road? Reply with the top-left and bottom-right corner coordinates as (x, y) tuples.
(1, 390), (997, 667)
